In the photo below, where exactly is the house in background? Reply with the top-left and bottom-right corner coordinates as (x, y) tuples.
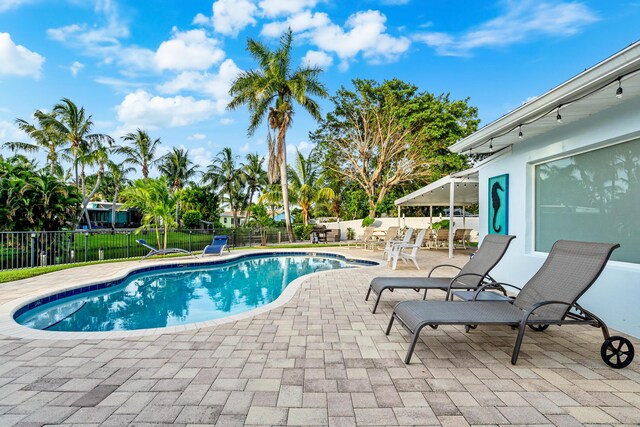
(450, 41), (640, 337)
(219, 212), (246, 228)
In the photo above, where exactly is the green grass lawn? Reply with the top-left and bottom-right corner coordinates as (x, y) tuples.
(0, 243), (343, 284)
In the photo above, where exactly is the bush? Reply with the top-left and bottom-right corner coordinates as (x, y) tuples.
(361, 217), (375, 227)
(431, 219), (452, 230)
(182, 210), (203, 228)
(293, 224), (314, 240)
(347, 227), (355, 240)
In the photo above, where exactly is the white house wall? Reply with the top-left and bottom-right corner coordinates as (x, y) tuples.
(478, 95), (640, 338)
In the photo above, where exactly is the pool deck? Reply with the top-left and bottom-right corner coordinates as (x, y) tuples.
(0, 247), (639, 426)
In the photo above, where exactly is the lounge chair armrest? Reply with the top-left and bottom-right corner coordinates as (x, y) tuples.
(444, 273), (487, 299)
(470, 281), (520, 301)
(521, 300), (574, 323)
(428, 264), (462, 278)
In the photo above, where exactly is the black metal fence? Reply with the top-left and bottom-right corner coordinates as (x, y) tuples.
(0, 228), (288, 271)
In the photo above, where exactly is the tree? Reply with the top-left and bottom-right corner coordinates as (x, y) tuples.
(3, 111), (69, 175)
(312, 78), (479, 218)
(248, 203), (273, 246)
(76, 137), (111, 229)
(106, 161), (134, 230)
(121, 178), (177, 249)
(240, 153), (267, 220)
(228, 29), (329, 242)
(157, 147), (199, 222)
(0, 157), (81, 231)
(288, 148), (334, 225)
(204, 147), (245, 228)
(180, 187), (220, 223)
(116, 129), (161, 178)
(47, 98), (113, 188)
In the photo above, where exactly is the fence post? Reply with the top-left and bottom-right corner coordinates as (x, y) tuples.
(30, 233), (36, 268)
(84, 232), (89, 262)
(189, 230), (192, 252)
(249, 229), (252, 247)
(127, 231), (131, 258)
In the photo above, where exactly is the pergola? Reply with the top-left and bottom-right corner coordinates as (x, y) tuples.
(395, 168), (479, 258)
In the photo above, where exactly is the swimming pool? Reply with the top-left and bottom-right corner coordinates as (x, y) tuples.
(15, 253), (375, 332)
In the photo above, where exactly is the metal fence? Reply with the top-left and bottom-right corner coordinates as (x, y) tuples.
(0, 227), (288, 271)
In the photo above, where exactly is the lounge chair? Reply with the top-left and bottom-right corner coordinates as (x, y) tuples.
(389, 228), (427, 270)
(136, 239), (196, 261)
(202, 235), (230, 256)
(368, 226), (400, 250)
(366, 234), (515, 313)
(351, 226), (375, 248)
(386, 240), (634, 368)
(383, 228), (413, 260)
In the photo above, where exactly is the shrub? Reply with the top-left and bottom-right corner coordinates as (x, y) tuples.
(361, 217), (375, 227)
(293, 224), (314, 240)
(182, 210), (203, 229)
(431, 219), (452, 230)
(347, 227), (356, 240)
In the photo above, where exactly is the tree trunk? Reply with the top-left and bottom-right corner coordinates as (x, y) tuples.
(111, 186), (118, 231)
(280, 158), (295, 242)
(245, 189), (255, 221)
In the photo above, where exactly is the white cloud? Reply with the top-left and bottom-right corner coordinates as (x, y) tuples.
(155, 28), (225, 71)
(262, 10), (410, 68)
(188, 133), (207, 140)
(95, 76), (147, 93)
(211, 0), (257, 37)
(219, 117), (234, 125)
(187, 146), (211, 169)
(239, 142), (251, 153)
(414, 1), (598, 56)
(0, 0), (35, 12)
(301, 50), (333, 69)
(259, 0), (323, 17)
(287, 140), (313, 155)
(0, 32), (45, 78)
(0, 119), (27, 141)
(115, 90), (219, 131)
(69, 61), (84, 77)
(156, 58), (241, 111)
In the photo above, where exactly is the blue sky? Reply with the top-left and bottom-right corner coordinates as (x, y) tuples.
(1, 0), (639, 173)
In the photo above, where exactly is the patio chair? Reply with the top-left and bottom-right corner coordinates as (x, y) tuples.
(453, 229), (468, 249)
(351, 226), (375, 248)
(136, 239), (196, 261)
(435, 228), (449, 248)
(389, 228), (427, 270)
(366, 234), (515, 313)
(202, 235), (230, 256)
(368, 226), (400, 251)
(385, 240), (634, 369)
(383, 228), (414, 260)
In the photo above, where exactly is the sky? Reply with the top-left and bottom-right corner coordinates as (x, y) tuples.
(0, 0), (639, 174)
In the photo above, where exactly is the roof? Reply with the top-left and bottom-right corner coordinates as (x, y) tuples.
(450, 41), (640, 154)
(395, 172), (479, 207)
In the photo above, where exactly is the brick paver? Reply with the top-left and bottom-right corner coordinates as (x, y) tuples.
(0, 247), (638, 426)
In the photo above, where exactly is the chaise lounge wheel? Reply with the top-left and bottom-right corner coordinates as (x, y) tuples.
(464, 325), (477, 333)
(429, 325), (438, 330)
(601, 336), (634, 369)
(528, 324), (549, 332)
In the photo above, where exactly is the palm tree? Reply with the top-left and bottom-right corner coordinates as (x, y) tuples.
(228, 29), (328, 242)
(3, 111), (69, 175)
(76, 138), (111, 229)
(240, 153), (267, 220)
(157, 147), (199, 222)
(204, 147), (245, 228)
(116, 129), (161, 178)
(106, 161), (134, 230)
(288, 148), (335, 225)
(258, 182), (283, 220)
(47, 98), (113, 188)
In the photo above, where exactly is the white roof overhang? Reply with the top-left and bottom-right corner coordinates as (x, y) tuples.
(450, 41), (640, 154)
(395, 172), (479, 207)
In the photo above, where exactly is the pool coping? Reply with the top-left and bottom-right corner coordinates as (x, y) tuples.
(0, 249), (384, 340)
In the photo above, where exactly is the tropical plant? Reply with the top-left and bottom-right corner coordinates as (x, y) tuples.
(0, 157), (81, 231)
(204, 147), (245, 228)
(157, 147), (199, 221)
(180, 187), (220, 223)
(293, 224), (314, 241)
(228, 29), (329, 242)
(76, 137), (112, 229)
(240, 153), (268, 219)
(248, 203), (273, 246)
(116, 129), (161, 178)
(288, 148), (335, 225)
(47, 98), (113, 187)
(258, 182), (283, 220)
(106, 161), (134, 230)
(121, 178), (177, 249)
(3, 110), (69, 175)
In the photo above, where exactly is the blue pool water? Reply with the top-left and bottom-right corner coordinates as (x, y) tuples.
(15, 254), (370, 332)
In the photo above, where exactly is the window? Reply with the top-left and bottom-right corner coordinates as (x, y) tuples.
(535, 139), (640, 263)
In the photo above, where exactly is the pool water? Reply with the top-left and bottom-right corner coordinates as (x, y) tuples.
(16, 255), (363, 332)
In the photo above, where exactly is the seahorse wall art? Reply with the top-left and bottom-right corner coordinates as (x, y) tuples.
(491, 181), (504, 233)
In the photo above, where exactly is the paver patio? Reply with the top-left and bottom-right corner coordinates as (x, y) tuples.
(0, 247), (638, 426)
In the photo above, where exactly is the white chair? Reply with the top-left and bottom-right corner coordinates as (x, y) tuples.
(383, 228), (413, 260)
(390, 228), (427, 270)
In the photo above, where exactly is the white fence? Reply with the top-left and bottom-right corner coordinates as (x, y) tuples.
(317, 216), (480, 241)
